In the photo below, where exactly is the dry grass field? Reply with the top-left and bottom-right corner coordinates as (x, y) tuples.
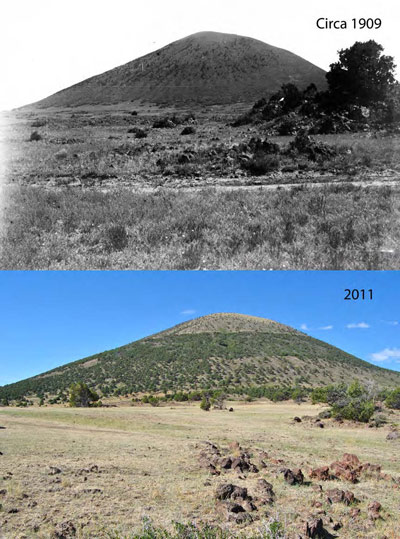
(0, 401), (399, 538)
(1, 107), (400, 269)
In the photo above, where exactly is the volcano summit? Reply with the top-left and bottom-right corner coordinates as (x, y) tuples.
(30, 31), (326, 108)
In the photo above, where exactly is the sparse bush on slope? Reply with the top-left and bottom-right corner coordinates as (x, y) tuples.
(385, 387), (400, 409)
(69, 382), (100, 407)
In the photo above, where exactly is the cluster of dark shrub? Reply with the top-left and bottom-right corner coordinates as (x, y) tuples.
(152, 114), (196, 129)
(237, 131), (338, 176)
(69, 382), (101, 407)
(138, 389), (223, 406)
(311, 380), (400, 423)
(234, 40), (400, 135)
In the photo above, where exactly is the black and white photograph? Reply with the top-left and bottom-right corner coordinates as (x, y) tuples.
(1, 2), (400, 538)
(1, 0), (400, 269)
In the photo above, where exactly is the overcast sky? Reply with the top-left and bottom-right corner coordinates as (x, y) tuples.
(0, 271), (399, 385)
(1, 0), (399, 110)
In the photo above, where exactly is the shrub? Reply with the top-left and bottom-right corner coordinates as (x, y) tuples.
(31, 119), (47, 128)
(311, 387), (328, 404)
(135, 128), (148, 139)
(277, 116), (299, 135)
(105, 224), (129, 251)
(200, 396), (211, 411)
(385, 388), (400, 409)
(181, 126), (196, 135)
(69, 382), (99, 407)
(153, 117), (178, 128)
(128, 127), (148, 138)
(318, 409), (332, 419)
(331, 398), (375, 423)
(211, 392), (226, 410)
(243, 155), (280, 176)
(29, 131), (42, 141)
(347, 380), (366, 398)
(54, 149), (68, 160)
(369, 413), (387, 428)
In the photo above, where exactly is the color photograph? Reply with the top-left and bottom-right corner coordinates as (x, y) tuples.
(0, 271), (399, 537)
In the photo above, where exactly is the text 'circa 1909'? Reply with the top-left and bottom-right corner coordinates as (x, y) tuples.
(316, 18), (382, 30)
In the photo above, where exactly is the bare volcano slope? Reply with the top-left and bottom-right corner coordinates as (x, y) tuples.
(31, 31), (326, 108)
(1, 313), (399, 401)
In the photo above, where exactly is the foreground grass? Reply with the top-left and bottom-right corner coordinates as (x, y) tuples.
(0, 402), (399, 538)
(2, 109), (400, 269)
(1, 183), (398, 269)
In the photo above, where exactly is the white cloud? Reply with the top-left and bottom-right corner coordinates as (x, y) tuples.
(181, 309), (196, 315)
(300, 324), (309, 331)
(346, 322), (370, 329)
(370, 348), (400, 362)
(386, 321), (399, 326)
(319, 325), (333, 331)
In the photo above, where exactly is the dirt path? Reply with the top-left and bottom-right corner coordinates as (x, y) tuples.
(9, 173), (400, 193)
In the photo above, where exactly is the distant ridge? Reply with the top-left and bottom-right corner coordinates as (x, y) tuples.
(1, 313), (399, 401)
(29, 31), (327, 108)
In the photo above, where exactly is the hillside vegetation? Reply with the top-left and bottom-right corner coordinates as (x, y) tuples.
(1, 314), (399, 402)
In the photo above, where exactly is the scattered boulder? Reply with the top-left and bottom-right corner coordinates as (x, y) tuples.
(330, 463), (358, 483)
(368, 501), (382, 521)
(181, 126), (196, 135)
(215, 483), (250, 502)
(310, 466), (331, 481)
(341, 453), (360, 467)
(326, 488), (355, 505)
(230, 486), (248, 501)
(54, 149), (68, 160)
(288, 130), (337, 161)
(293, 416), (302, 423)
(153, 117), (177, 129)
(223, 501), (246, 514)
(215, 483), (236, 501)
(53, 520), (77, 538)
(283, 468), (304, 485)
(81, 488), (102, 494)
(219, 456), (233, 469)
(215, 483), (254, 524)
(242, 500), (257, 512)
(386, 430), (399, 441)
(29, 131), (42, 142)
(349, 508), (361, 519)
(228, 407), (234, 412)
(304, 517), (324, 538)
(48, 467), (62, 475)
(256, 479), (275, 504)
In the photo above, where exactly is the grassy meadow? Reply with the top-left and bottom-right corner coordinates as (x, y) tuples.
(0, 401), (399, 538)
(1, 107), (400, 269)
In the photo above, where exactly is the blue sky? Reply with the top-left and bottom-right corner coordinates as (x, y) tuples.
(0, 271), (399, 386)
